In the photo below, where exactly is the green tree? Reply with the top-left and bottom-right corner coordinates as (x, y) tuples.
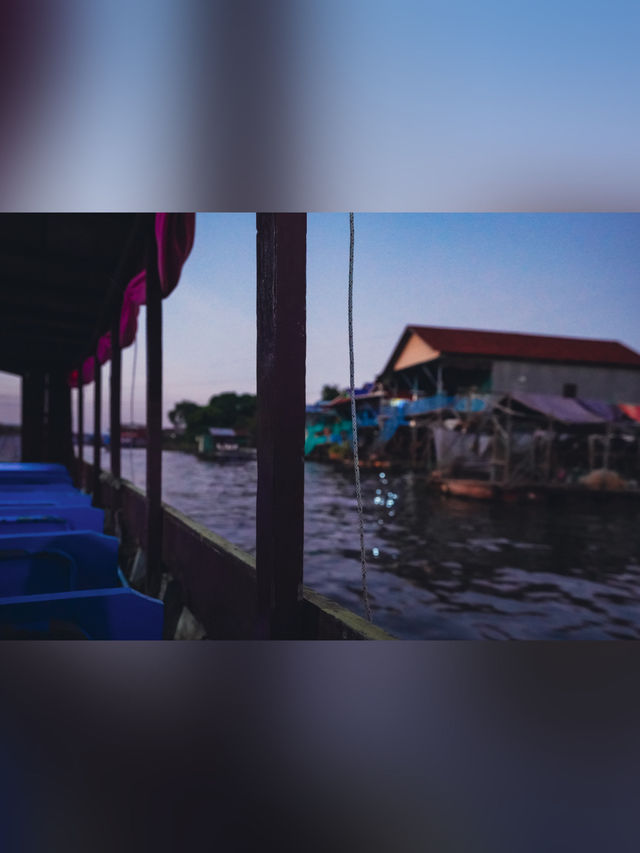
(168, 401), (204, 434)
(169, 393), (258, 444)
(321, 384), (342, 401)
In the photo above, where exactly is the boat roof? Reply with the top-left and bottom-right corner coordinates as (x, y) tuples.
(0, 213), (147, 375)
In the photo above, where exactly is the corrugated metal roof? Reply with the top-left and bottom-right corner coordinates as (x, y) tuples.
(404, 326), (640, 367)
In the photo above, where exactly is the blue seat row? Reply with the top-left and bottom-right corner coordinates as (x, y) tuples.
(0, 463), (163, 639)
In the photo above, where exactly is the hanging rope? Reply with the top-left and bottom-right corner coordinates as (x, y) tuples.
(348, 212), (373, 622)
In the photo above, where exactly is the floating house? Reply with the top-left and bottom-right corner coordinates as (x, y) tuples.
(372, 326), (640, 491)
(196, 427), (255, 461)
(304, 383), (387, 461)
(121, 423), (147, 447)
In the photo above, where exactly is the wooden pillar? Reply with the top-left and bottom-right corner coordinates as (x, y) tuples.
(47, 370), (74, 470)
(255, 213), (307, 639)
(93, 355), (102, 501)
(544, 418), (553, 481)
(409, 419), (417, 468)
(603, 423), (611, 470)
(77, 368), (84, 488)
(504, 395), (512, 486)
(21, 369), (45, 462)
(145, 224), (163, 598)
(110, 303), (122, 479)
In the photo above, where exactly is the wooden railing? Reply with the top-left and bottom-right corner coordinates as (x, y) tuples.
(81, 461), (394, 641)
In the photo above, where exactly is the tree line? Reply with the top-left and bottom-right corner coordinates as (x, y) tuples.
(168, 386), (344, 445)
(168, 393), (257, 443)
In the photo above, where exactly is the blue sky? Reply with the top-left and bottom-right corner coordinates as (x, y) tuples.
(0, 213), (639, 427)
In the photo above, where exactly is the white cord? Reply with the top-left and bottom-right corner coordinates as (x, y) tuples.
(348, 213), (373, 622)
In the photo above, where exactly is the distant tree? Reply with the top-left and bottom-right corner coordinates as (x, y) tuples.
(168, 401), (203, 432)
(321, 384), (342, 401)
(168, 393), (257, 443)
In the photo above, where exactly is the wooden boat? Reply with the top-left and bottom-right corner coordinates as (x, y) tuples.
(0, 213), (392, 640)
(431, 473), (640, 503)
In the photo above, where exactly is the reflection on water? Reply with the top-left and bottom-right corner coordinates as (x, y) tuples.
(115, 449), (640, 639)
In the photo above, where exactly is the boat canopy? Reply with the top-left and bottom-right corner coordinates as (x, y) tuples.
(0, 213), (194, 384)
(69, 213), (194, 387)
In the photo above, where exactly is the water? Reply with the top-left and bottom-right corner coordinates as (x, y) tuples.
(114, 448), (640, 640)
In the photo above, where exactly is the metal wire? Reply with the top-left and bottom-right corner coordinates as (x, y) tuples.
(348, 213), (373, 622)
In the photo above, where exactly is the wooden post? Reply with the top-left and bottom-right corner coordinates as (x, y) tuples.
(603, 423), (611, 470)
(47, 370), (74, 470)
(145, 221), (163, 598)
(544, 418), (553, 481)
(409, 419), (417, 467)
(93, 355), (102, 502)
(77, 367), (84, 488)
(110, 303), (122, 480)
(21, 369), (45, 462)
(504, 394), (512, 486)
(256, 213), (307, 639)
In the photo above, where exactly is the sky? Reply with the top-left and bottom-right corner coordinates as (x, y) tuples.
(0, 213), (639, 428)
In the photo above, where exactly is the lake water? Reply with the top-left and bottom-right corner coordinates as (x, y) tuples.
(113, 447), (640, 640)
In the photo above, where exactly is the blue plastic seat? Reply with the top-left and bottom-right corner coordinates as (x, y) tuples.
(0, 463), (73, 486)
(0, 505), (104, 534)
(0, 531), (122, 595)
(0, 484), (92, 506)
(0, 587), (164, 639)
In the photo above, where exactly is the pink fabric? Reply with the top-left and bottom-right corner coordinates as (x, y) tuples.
(69, 213), (195, 387)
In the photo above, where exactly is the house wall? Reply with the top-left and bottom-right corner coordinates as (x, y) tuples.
(491, 360), (640, 402)
(394, 333), (441, 371)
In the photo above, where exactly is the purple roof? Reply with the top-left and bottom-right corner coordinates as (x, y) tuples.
(577, 399), (625, 422)
(509, 392), (604, 424)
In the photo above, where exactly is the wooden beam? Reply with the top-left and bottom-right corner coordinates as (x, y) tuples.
(93, 355), (102, 501)
(145, 220), (163, 598)
(255, 213), (307, 639)
(21, 369), (45, 462)
(77, 369), (84, 488)
(110, 302), (122, 480)
(47, 370), (74, 469)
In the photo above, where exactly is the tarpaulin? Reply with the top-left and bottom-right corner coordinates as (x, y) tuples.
(432, 426), (492, 469)
(619, 403), (640, 422)
(577, 398), (625, 422)
(69, 213), (195, 387)
(508, 392), (604, 424)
